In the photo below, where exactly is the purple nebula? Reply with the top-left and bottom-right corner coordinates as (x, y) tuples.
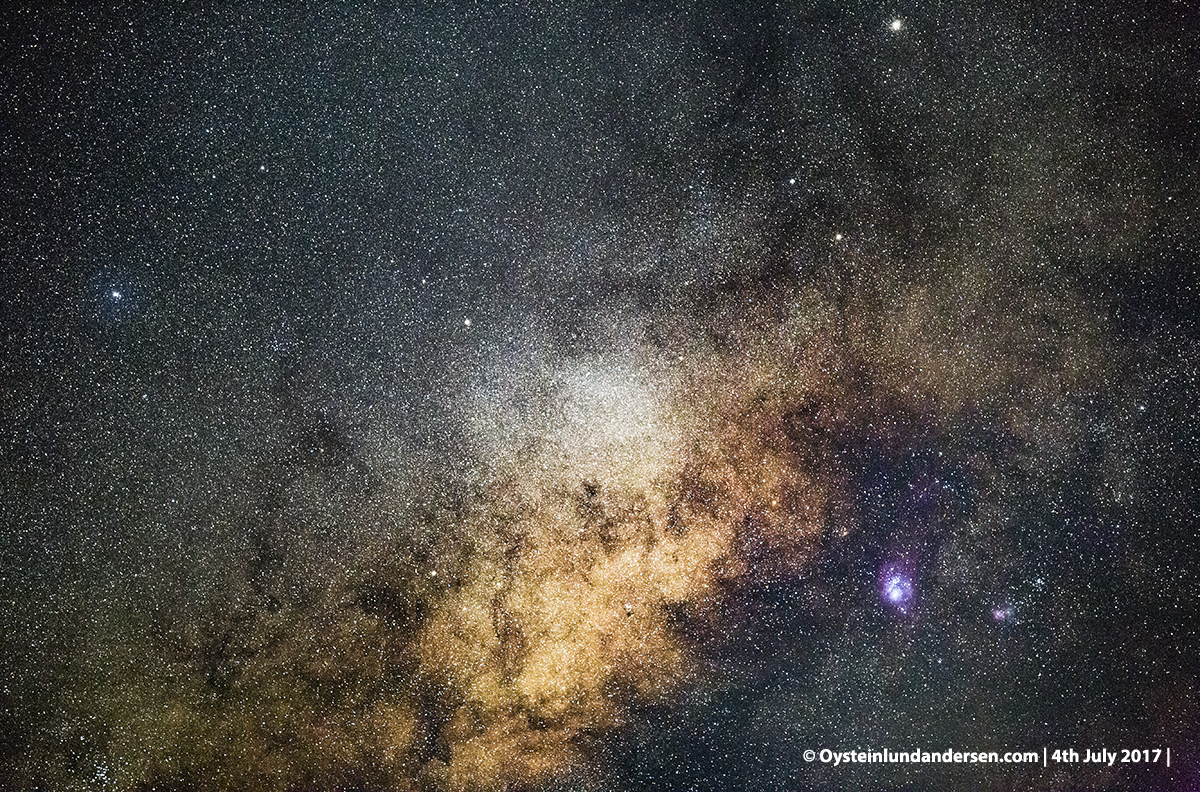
(879, 563), (914, 612)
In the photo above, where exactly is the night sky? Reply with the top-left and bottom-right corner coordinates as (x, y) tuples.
(3, 2), (1199, 791)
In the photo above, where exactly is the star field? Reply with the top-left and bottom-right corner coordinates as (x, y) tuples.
(2, 3), (1199, 791)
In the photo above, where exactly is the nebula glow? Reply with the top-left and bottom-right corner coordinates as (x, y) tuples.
(883, 570), (914, 609)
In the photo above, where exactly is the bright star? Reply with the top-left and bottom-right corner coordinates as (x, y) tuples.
(111, 290), (121, 300)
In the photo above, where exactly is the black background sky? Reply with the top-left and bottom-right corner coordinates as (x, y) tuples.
(3, 2), (1199, 791)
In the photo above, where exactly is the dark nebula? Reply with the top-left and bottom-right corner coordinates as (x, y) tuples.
(2, 2), (1198, 791)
